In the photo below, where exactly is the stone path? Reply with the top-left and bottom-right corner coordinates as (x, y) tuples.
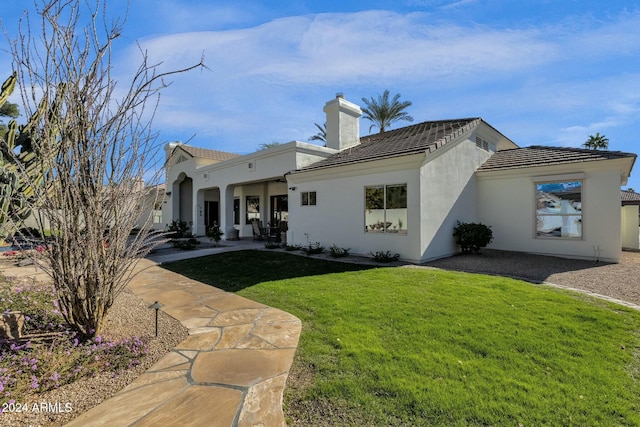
(61, 254), (301, 426)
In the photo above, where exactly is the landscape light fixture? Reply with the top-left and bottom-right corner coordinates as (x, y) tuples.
(148, 301), (164, 337)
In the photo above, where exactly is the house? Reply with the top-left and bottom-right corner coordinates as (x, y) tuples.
(163, 94), (636, 263)
(621, 189), (640, 250)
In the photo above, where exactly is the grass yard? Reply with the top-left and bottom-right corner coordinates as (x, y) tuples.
(164, 250), (640, 426)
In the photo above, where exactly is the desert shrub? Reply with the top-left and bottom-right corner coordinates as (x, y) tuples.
(370, 250), (400, 263)
(166, 220), (192, 238)
(172, 238), (200, 250)
(453, 221), (493, 254)
(0, 277), (148, 405)
(303, 242), (324, 255)
(329, 245), (350, 258)
(264, 241), (281, 249)
(206, 225), (224, 246)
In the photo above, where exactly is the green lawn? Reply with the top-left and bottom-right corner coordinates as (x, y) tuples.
(164, 250), (640, 426)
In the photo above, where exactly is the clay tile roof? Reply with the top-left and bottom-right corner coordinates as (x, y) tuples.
(175, 144), (239, 161)
(621, 190), (640, 205)
(477, 146), (636, 171)
(296, 118), (481, 172)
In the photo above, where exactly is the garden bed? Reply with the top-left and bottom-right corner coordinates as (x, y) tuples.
(0, 268), (188, 426)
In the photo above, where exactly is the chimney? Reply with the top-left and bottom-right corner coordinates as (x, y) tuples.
(324, 93), (362, 151)
(165, 141), (182, 161)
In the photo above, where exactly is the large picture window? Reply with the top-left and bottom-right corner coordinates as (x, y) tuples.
(246, 196), (260, 224)
(365, 184), (407, 234)
(536, 181), (582, 239)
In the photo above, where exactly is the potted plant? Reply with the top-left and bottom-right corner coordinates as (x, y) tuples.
(206, 224), (224, 247)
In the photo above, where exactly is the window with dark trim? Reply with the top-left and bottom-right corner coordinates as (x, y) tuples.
(301, 191), (316, 206)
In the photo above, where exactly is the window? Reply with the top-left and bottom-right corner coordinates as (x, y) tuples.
(365, 184), (407, 233)
(301, 191), (316, 206)
(246, 196), (260, 224)
(536, 181), (582, 239)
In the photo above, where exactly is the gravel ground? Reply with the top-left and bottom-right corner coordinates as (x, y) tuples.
(424, 249), (640, 306)
(1, 287), (188, 427)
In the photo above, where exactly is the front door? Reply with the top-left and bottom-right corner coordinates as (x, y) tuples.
(204, 201), (219, 229)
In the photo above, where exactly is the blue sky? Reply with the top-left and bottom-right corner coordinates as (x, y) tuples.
(2, 1), (640, 188)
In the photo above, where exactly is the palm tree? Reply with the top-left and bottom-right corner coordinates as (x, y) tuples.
(257, 141), (281, 150)
(582, 133), (609, 150)
(309, 122), (326, 143)
(361, 90), (413, 133)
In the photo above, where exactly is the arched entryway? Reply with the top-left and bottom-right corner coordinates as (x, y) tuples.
(171, 173), (193, 224)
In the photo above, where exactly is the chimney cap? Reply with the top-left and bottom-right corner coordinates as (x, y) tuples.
(336, 92), (344, 99)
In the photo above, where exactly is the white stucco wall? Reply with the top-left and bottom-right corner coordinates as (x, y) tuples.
(621, 205), (640, 249)
(287, 156), (422, 262)
(286, 127), (505, 263)
(418, 137), (493, 261)
(477, 164), (626, 262)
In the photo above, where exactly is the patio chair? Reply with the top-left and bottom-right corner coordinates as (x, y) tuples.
(251, 219), (269, 241)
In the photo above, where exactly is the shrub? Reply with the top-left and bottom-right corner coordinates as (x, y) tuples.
(206, 225), (224, 246)
(284, 243), (303, 252)
(453, 221), (493, 254)
(329, 245), (350, 258)
(370, 250), (400, 263)
(303, 242), (324, 255)
(172, 238), (200, 250)
(166, 220), (192, 238)
(0, 277), (148, 404)
(264, 241), (281, 249)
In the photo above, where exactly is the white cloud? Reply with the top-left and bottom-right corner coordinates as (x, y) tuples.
(108, 8), (640, 156)
(128, 10), (559, 87)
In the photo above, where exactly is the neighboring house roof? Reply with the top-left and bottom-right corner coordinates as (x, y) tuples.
(621, 189), (640, 205)
(294, 118), (483, 172)
(173, 144), (239, 161)
(477, 146), (637, 172)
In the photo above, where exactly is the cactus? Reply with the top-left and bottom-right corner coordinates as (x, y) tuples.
(0, 73), (55, 237)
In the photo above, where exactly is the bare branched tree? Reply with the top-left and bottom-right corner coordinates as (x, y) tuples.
(3, 0), (204, 338)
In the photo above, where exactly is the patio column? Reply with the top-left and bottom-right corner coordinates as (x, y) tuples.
(195, 189), (206, 236)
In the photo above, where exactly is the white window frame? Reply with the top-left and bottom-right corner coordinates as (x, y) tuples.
(364, 183), (407, 234)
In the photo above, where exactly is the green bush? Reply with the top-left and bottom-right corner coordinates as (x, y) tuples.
(453, 221), (493, 254)
(166, 220), (192, 238)
(264, 241), (281, 249)
(172, 238), (200, 250)
(303, 242), (324, 255)
(329, 245), (350, 258)
(370, 250), (400, 263)
(206, 225), (224, 246)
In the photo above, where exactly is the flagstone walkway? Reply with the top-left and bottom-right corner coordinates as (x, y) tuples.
(62, 252), (301, 426)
